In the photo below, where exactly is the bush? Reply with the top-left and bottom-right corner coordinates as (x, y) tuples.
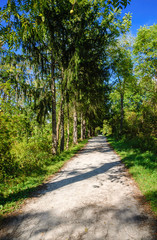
(0, 112), (17, 181)
(10, 133), (52, 175)
(0, 113), (52, 181)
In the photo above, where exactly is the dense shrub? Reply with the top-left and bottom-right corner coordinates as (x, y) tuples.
(0, 111), (52, 181)
(11, 140), (50, 175)
(0, 112), (17, 180)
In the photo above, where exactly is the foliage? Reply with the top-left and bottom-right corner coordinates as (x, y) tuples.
(0, 138), (88, 218)
(108, 25), (157, 145)
(106, 25), (157, 217)
(0, 0), (132, 154)
(102, 120), (112, 135)
(133, 24), (157, 78)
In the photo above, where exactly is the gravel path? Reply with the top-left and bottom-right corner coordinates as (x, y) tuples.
(0, 136), (156, 240)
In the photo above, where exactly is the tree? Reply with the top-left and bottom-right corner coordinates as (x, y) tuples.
(133, 24), (157, 138)
(109, 34), (133, 135)
(133, 24), (157, 78)
(0, 0), (132, 155)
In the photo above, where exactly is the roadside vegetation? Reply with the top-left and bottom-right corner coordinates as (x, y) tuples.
(0, 137), (88, 219)
(103, 24), (157, 215)
(107, 135), (157, 215)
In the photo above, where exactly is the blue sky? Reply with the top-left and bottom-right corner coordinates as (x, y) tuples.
(122, 0), (157, 35)
(0, 0), (157, 36)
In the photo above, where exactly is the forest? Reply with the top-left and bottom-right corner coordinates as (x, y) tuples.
(0, 0), (157, 216)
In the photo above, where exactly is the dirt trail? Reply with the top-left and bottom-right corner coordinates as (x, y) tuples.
(0, 136), (156, 240)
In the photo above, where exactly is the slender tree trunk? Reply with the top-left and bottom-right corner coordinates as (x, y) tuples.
(56, 107), (61, 147)
(66, 101), (70, 149)
(60, 94), (64, 152)
(51, 56), (57, 155)
(83, 119), (86, 139)
(73, 97), (78, 145)
(60, 68), (65, 152)
(120, 92), (124, 135)
(81, 112), (83, 141)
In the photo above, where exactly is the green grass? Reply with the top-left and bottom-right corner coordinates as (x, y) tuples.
(107, 135), (157, 216)
(0, 139), (88, 220)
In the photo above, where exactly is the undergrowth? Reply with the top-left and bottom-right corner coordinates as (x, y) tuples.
(0, 139), (88, 219)
(107, 135), (157, 216)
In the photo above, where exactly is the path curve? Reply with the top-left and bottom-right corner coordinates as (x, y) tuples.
(0, 136), (156, 240)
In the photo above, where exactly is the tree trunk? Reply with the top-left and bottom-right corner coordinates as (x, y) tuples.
(81, 112), (83, 141)
(120, 92), (124, 135)
(66, 101), (70, 150)
(73, 98), (78, 145)
(56, 108), (61, 147)
(83, 119), (86, 139)
(60, 95), (64, 152)
(51, 56), (57, 155)
(88, 128), (91, 138)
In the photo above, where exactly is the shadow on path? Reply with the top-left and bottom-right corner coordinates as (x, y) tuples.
(1, 201), (156, 240)
(1, 136), (118, 206)
(0, 136), (157, 240)
(42, 160), (120, 193)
